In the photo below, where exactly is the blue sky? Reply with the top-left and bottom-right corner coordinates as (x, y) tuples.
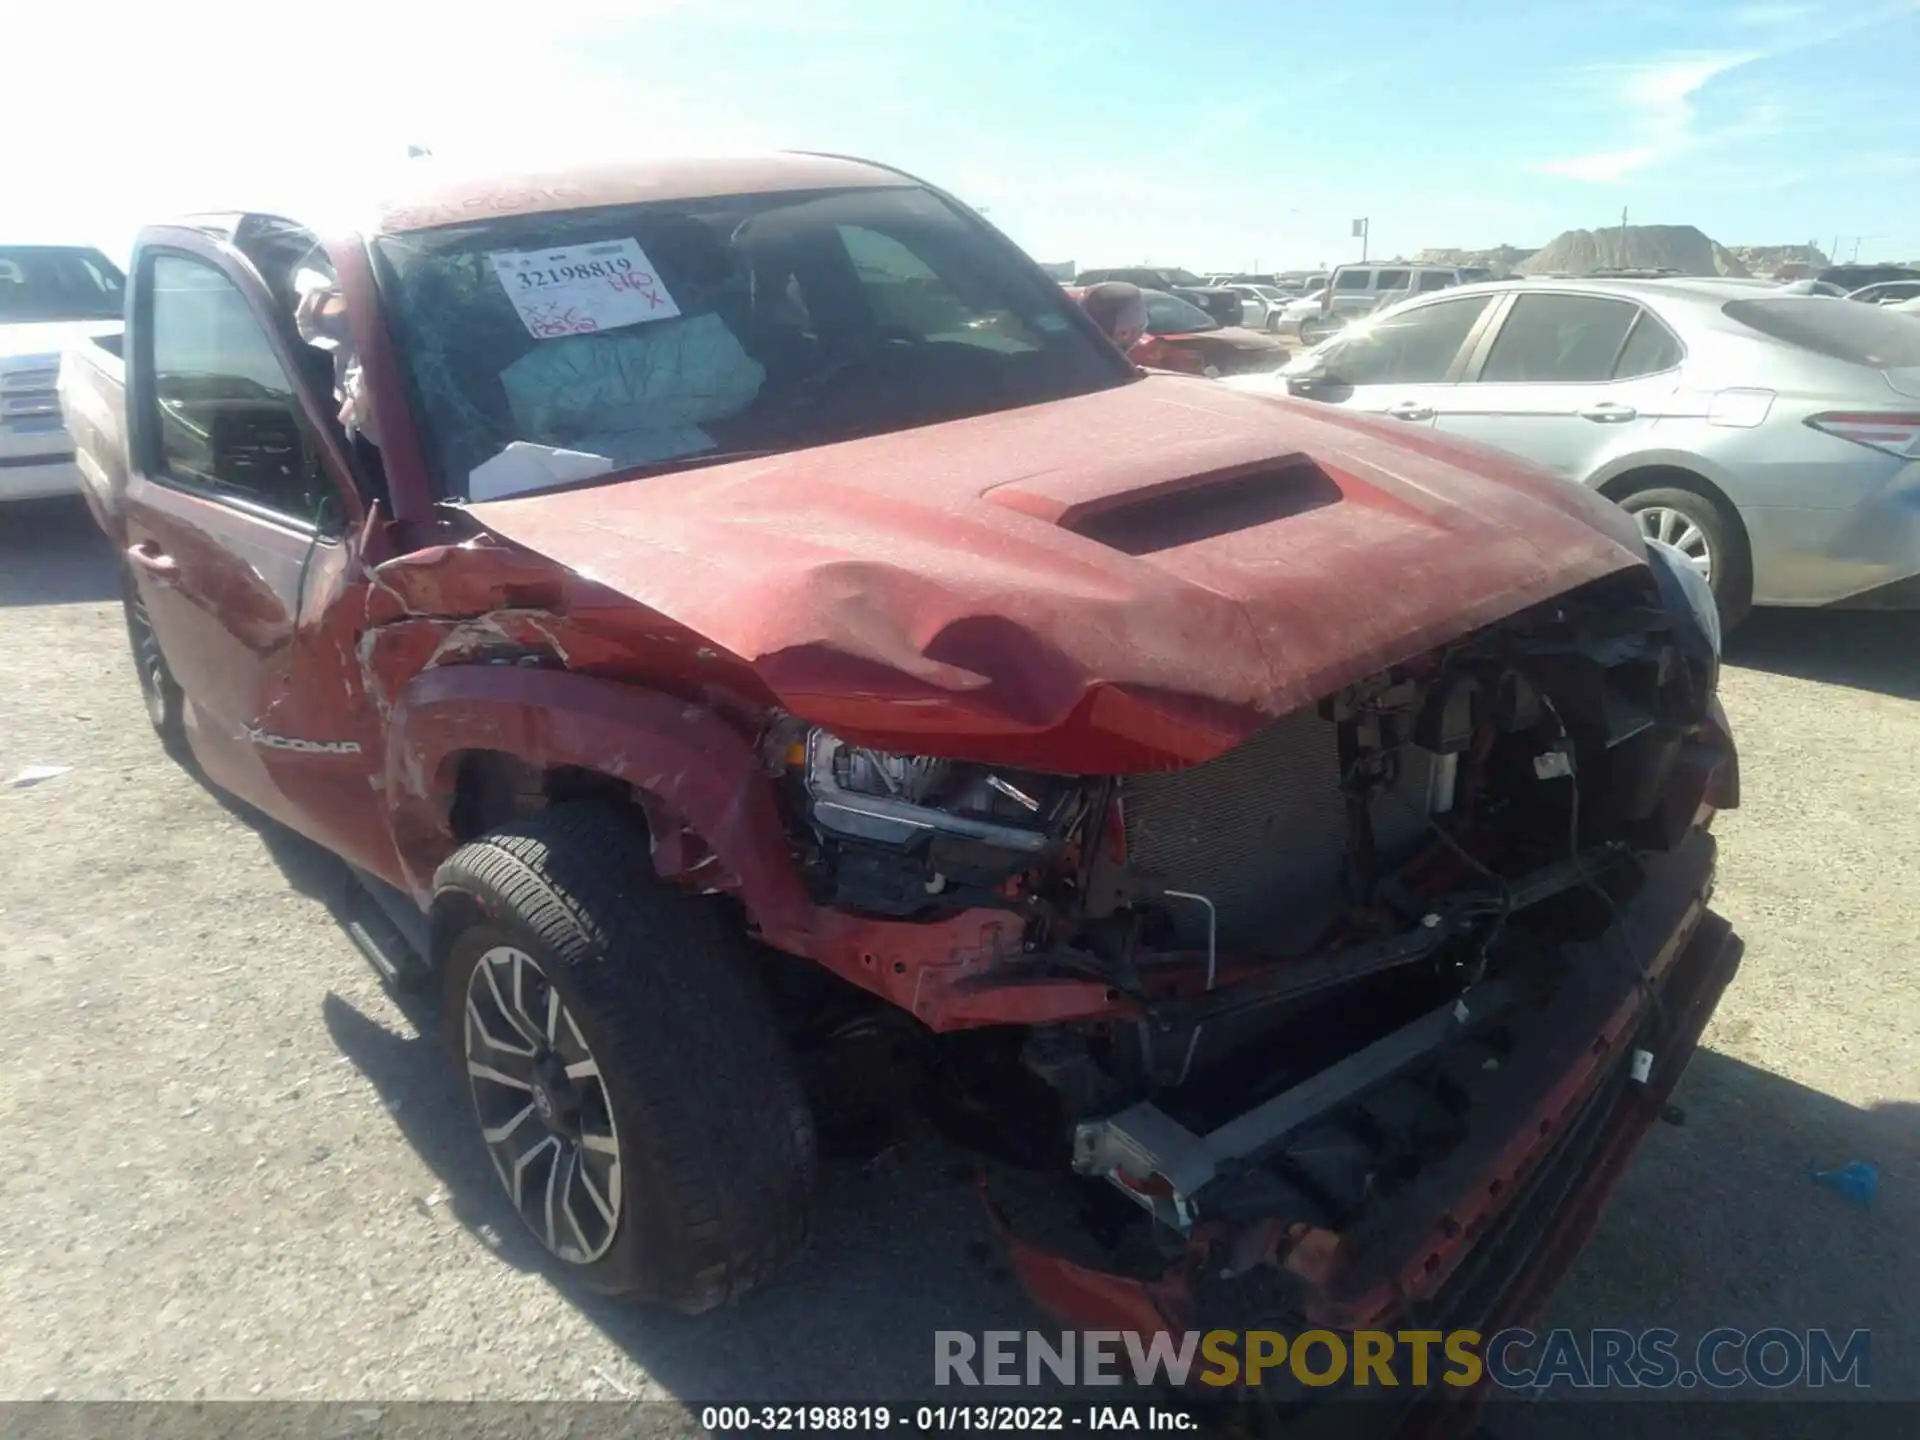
(6, 0), (1917, 270)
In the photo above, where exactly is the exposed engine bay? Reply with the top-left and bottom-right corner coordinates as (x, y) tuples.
(762, 555), (1733, 1323)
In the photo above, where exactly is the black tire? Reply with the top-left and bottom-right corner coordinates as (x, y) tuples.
(1617, 482), (1753, 630)
(120, 569), (190, 763)
(433, 804), (816, 1311)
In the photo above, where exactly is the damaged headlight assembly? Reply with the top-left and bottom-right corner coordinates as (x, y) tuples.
(800, 729), (1078, 852)
(787, 728), (1090, 917)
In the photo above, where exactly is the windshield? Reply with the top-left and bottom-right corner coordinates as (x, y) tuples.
(0, 246), (125, 323)
(1142, 290), (1221, 334)
(1161, 268), (1207, 287)
(373, 185), (1128, 498)
(1249, 285), (1285, 300)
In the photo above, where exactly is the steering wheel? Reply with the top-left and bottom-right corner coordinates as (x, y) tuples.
(797, 326), (926, 394)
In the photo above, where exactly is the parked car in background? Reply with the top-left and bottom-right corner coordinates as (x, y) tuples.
(1849, 280), (1920, 306)
(1275, 289), (1332, 340)
(1312, 262), (1483, 335)
(1074, 267), (1242, 328)
(1275, 269), (1328, 296)
(53, 155), (1744, 1367)
(1818, 263), (1920, 292)
(1229, 277), (1920, 622)
(1221, 282), (1290, 329)
(1128, 288), (1290, 375)
(3, 244), (125, 503)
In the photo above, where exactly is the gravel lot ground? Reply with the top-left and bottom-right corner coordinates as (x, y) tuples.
(2, 495), (1914, 1421)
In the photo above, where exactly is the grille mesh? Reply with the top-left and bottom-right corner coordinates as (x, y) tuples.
(1122, 708), (1432, 954)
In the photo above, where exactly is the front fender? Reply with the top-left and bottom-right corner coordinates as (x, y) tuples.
(383, 665), (814, 928)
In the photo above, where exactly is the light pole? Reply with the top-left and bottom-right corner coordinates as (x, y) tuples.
(1353, 218), (1370, 261)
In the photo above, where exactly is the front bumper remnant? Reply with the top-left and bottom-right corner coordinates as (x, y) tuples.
(989, 833), (1743, 1423)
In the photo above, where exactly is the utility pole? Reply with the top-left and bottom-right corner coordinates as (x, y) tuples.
(1620, 206), (1630, 266)
(1353, 218), (1370, 261)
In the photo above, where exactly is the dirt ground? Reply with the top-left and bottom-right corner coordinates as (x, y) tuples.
(1, 496), (1914, 1419)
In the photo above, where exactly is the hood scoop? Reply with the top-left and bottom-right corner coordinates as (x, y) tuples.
(989, 456), (1343, 557)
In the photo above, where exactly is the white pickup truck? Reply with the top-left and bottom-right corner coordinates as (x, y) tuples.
(2, 245), (125, 504)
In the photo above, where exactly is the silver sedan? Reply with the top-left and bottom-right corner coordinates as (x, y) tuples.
(1227, 277), (1920, 622)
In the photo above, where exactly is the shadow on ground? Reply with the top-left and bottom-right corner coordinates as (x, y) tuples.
(307, 858), (1918, 1412)
(207, 801), (1917, 1411)
(1492, 1049), (1918, 1436)
(320, 980), (1043, 1404)
(1727, 609), (1920, 702)
(0, 496), (118, 607)
(206, 808), (1020, 1403)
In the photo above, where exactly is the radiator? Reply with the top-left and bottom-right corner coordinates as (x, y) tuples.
(1121, 707), (1434, 955)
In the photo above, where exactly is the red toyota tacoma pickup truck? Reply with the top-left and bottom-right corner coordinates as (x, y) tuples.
(60, 154), (1740, 1409)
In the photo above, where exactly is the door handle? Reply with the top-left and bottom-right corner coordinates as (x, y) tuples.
(1386, 402), (1435, 421)
(126, 541), (179, 580)
(1578, 403), (1637, 423)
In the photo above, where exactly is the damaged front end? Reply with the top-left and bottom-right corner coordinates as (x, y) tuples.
(763, 549), (1739, 1364)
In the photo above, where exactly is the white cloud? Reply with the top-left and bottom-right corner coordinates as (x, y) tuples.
(1536, 0), (1919, 184)
(1536, 51), (1758, 183)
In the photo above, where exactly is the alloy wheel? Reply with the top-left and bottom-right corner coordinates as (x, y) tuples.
(125, 591), (170, 733)
(463, 945), (623, 1264)
(1635, 506), (1713, 584)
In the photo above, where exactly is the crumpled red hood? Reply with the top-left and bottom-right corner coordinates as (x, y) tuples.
(465, 375), (1649, 770)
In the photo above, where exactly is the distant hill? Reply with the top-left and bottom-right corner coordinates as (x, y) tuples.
(1517, 225), (1748, 277)
(1416, 244), (1537, 275)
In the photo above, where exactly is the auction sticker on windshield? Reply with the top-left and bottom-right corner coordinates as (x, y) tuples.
(487, 238), (681, 339)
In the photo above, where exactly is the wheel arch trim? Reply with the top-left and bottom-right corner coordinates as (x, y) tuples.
(385, 666), (814, 929)
(1588, 449), (1741, 505)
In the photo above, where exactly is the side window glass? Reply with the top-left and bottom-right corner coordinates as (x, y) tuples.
(1416, 271), (1454, 293)
(149, 255), (329, 524)
(1334, 269), (1373, 291)
(1325, 296), (1491, 385)
(1372, 268), (1410, 293)
(1479, 294), (1639, 383)
(1613, 310), (1683, 377)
